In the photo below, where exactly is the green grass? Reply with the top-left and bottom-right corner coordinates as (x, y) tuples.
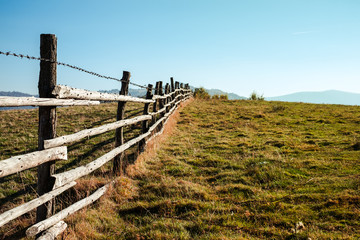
(82, 99), (358, 240)
(1, 99), (360, 239)
(0, 102), (146, 239)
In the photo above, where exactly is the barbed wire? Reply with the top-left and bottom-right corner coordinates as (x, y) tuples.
(0, 51), (149, 89)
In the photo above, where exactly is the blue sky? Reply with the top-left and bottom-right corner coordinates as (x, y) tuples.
(1, 0), (359, 97)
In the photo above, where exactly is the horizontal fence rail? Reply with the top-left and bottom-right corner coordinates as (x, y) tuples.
(26, 183), (111, 237)
(53, 85), (155, 103)
(0, 146), (67, 178)
(0, 96), (100, 107)
(44, 115), (152, 149)
(0, 33), (192, 239)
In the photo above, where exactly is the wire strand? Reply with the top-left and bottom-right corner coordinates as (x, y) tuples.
(0, 51), (149, 89)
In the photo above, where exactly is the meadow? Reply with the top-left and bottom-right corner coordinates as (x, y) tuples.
(1, 99), (359, 239)
(0, 102), (143, 239)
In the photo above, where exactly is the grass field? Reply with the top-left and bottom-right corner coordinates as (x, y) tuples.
(0, 102), (144, 239)
(1, 99), (360, 239)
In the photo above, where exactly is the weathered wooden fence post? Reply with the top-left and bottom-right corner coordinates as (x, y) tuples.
(165, 83), (169, 95)
(37, 34), (57, 223)
(158, 81), (165, 132)
(170, 78), (175, 108)
(158, 82), (164, 112)
(180, 83), (184, 101)
(165, 83), (170, 112)
(113, 71), (130, 175)
(185, 83), (189, 99)
(139, 84), (153, 152)
(170, 77), (175, 93)
(175, 81), (180, 101)
(152, 82), (160, 124)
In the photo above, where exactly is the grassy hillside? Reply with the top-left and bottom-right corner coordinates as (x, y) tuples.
(67, 99), (360, 239)
(1, 99), (360, 239)
(266, 90), (360, 106)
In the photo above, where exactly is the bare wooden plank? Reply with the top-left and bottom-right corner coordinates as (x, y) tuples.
(149, 106), (167, 116)
(152, 89), (185, 100)
(146, 130), (162, 143)
(26, 183), (110, 237)
(37, 221), (67, 240)
(0, 146), (67, 178)
(152, 93), (172, 100)
(166, 95), (180, 106)
(52, 132), (151, 188)
(149, 95), (180, 117)
(0, 181), (76, 227)
(51, 112), (169, 189)
(148, 113), (168, 133)
(0, 96), (100, 107)
(165, 102), (178, 118)
(53, 85), (154, 103)
(51, 97), (186, 189)
(44, 115), (152, 149)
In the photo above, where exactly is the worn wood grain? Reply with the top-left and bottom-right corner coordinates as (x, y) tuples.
(0, 181), (76, 227)
(53, 85), (153, 103)
(113, 71), (130, 175)
(0, 146), (67, 178)
(51, 108), (173, 189)
(52, 132), (151, 188)
(26, 183), (110, 237)
(37, 34), (58, 224)
(44, 115), (151, 149)
(0, 97), (100, 107)
(37, 221), (67, 240)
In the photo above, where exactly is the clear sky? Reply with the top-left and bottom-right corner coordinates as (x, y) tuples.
(1, 0), (359, 97)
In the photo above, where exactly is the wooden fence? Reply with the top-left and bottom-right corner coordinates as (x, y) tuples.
(0, 34), (192, 239)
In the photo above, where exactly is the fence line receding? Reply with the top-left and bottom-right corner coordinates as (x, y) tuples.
(0, 34), (192, 239)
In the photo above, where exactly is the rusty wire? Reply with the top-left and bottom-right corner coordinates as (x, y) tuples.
(0, 51), (149, 89)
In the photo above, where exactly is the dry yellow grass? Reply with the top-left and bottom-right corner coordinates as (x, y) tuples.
(61, 99), (193, 239)
(0, 101), (150, 239)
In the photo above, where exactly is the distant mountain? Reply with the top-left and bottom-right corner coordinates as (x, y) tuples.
(0, 91), (36, 97)
(0, 91), (37, 110)
(188, 86), (245, 100)
(205, 88), (246, 100)
(99, 89), (147, 98)
(266, 90), (360, 106)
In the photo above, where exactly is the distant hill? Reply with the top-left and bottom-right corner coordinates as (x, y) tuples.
(0, 91), (37, 110)
(99, 89), (147, 98)
(188, 86), (245, 100)
(204, 88), (246, 100)
(266, 90), (360, 106)
(0, 91), (36, 97)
